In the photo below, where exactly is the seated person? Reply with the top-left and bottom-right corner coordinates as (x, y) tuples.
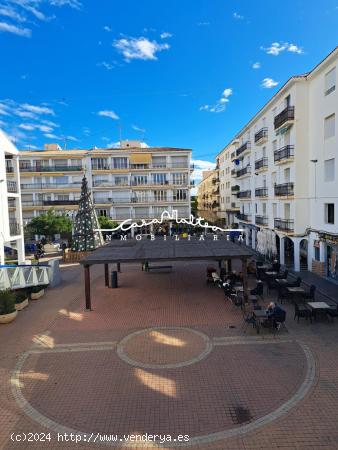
(266, 302), (286, 328)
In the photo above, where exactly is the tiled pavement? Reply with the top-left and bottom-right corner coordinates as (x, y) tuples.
(1, 261), (338, 449)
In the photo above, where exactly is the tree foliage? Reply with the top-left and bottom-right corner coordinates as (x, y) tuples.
(97, 215), (118, 230)
(26, 209), (72, 240)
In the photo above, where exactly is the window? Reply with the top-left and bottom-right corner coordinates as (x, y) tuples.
(154, 190), (167, 201)
(285, 95), (291, 108)
(284, 168), (290, 182)
(263, 203), (266, 215)
(325, 67), (336, 95)
(173, 189), (187, 201)
(91, 158), (109, 169)
(272, 203), (277, 218)
(132, 175), (147, 186)
(152, 173), (167, 185)
(324, 159), (335, 182)
(113, 157), (128, 169)
(325, 204), (335, 224)
(284, 203), (290, 219)
(172, 173), (187, 185)
(115, 176), (128, 186)
(324, 114), (335, 140)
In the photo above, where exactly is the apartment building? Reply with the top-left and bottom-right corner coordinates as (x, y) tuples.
(197, 170), (220, 223)
(0, 130), (25, 264)
(220, 47), (338, 277)
(5, 141), (193, 227)
(216, 141), (240, 226)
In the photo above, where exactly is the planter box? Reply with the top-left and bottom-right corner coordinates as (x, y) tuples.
(15, 298), (29, 311)
(31, 289), (45, 300)
(0, 310), (18, 324)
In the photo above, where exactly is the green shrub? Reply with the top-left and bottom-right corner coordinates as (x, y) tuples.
(15, 291), (28, 304)
(0, 290), (16, 315)
(31, 286), (45, 294)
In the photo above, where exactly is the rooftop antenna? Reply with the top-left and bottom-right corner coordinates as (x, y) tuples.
(63, 136), (68, 150)
(118, 123), (122, 144)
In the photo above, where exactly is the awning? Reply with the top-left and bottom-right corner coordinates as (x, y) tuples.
(130, 153), (152, 164)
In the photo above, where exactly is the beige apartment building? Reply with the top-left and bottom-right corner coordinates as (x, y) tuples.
(5, 141), (193, 227)
(197, 170), (220, 223)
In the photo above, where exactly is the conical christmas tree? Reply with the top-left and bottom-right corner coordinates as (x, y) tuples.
(71, 176), (104, 251)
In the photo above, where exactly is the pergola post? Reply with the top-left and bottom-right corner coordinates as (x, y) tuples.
(242, 258), (248, 301)
(84, 265), (92, 311)
(104, 264), (109, 287)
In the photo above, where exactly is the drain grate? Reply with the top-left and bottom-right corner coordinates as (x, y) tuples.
(228, 406), (252, 424)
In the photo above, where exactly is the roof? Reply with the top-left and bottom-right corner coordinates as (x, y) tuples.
(80, 236), (252, 265)
(19, 146), (192, 156)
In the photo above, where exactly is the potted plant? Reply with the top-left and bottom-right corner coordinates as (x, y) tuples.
(30, 285), (45, 300)
(15, 290), (29, 311)
(0, 290), (17, 324)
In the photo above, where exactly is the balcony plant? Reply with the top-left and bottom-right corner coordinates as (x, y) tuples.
(15, 290), (29, 311)
(30, 285), (45, 300)
(0, 290), (17, 324)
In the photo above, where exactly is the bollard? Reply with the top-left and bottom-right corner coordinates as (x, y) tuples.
(111, 270), (118, 288)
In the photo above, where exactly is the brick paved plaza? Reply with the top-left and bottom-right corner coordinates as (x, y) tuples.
(1, 261), (338, 449)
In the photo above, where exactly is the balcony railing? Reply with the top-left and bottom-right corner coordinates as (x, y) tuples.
(95, 198), (188, 205)
(236, 213), (252, 222)
(231, 152), (237, 160)
(237, 190), (251, 199)
(236, 141), (251, 157)
(255, 157), (268, 171)
(274, 145), (294, 163)
(254, 127), (268, 144)
(255, 187), (268, 197)
(236, 166), (251, 178)
(6, 166), (14, 173)
(7, 181), (18, 193)
(274, 218), (294, 232)
(231, 169), (237, 176)
(21, 183), (82, 190)
(255, 215), (268, 226)
(274, 106), (295, 130)
(274, 182), (294, 197)
(22, 200), (79, 207)
(9, 221), (20, 236)
(19, 165), (83, 172)
(231, 185), (240, 192)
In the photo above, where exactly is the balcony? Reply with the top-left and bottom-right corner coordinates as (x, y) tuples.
(231, 185), (240, 193)
(22, 200), (79, 207)
(236, 141), (251, 157)
(236, 166), (251, 178)
(226, 202), (240, 212)
(236, 213), (252, 222)
(274, 218), (294, 232)
(255, 157), (268, 171)
(231, 152), (237, 161)
(6, 166), (14, 173)
(274, 145), (294, 164)
(255, 187), (268, 197)
(255, 215), (268, 226)
(274, 106), (295, 131)
(190, 180), (195, 186)
(237, 190), (251, 199)
(254, 128), (268, 145)
(274, 182), (294, 197)
(19, 165), (83, 172)
(21, 183), (82, 190)
(7, 181), (18, 193)
(9, 221), (20, 235)
(212, 201), (220, 210)
(231, 169), (237, 177)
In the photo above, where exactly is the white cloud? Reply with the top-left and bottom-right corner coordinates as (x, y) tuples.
(261, 41), (304, 56)
(252, 62), (261, 69)
(49, 0), (82, 8)
(103, 25), (112, 32)
(23, 144), (38, 149)
(0, 21), (31, 37)
(132, 124), (145, 133)
(66, 135), (79, 141)
(233, 12), (244, 20)
(113, 36), (170, 61)
(200, 88), (233, 113)
(44, 133), (60, 139)
(97, 110), (119, 120)
(97, 61), (114, 70)
(19, 123), (53, 132)
(261, 78), (279, 88)
(160, 32), (172, 39)
(20, 103), (55, 115)
(0, 6), (26, 22)
(0, 119), (7, 127)
(191, 159), (216, 183)
(197, 22), (210, 26)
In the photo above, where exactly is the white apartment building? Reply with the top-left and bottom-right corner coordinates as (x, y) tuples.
(221, 47), (338, 278)
(0, 130), (25, 265)
(5, 141), (193, 228)
(216, 140), (240, 226)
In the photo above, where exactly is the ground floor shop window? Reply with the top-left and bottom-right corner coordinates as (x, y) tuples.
(327, 245), (338, 279)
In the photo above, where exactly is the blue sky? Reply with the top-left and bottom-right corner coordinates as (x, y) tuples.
(0, 0), (338, 178)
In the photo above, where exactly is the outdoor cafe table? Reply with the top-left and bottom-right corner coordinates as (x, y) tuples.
(287, 287), (305, 303)
(253, 310), (269, 334)
(265, 271), (278, 277)
(307, 302), (331, 320)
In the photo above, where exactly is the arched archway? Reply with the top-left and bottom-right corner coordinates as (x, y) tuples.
(284, 237), (294, 268)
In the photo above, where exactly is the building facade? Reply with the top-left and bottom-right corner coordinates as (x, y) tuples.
(0, 130), (25, 264)
(5, 141), (193, 227)
(197, 170), (220, 223)
(217, 141), (240, 226)
(220, 47), (338, 277)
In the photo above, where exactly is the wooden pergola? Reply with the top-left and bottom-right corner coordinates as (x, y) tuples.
(80, 237), (253, 310)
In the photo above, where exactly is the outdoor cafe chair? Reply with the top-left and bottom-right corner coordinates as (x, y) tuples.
(302, 285), (316, 301)
(294, 303), (313, 323)
(327, 305), (338, 322)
